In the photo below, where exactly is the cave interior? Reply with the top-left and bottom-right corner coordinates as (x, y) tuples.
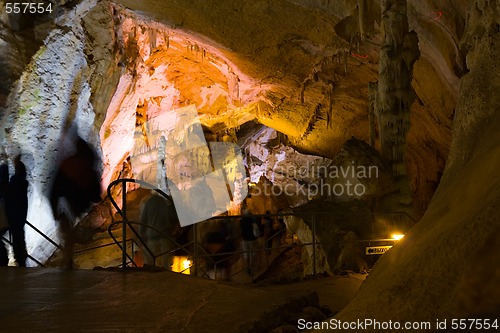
(0, 0), (499, 329)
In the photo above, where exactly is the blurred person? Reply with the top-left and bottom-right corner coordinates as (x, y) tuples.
(239, 208), (258, 274)
(139, 192), (180, 269)
(49, 136), (102, 269)
(261, 210), (273, 253)
(203, 220), (235, 280)
(5, 155), (28, 267)
(0, 162), (9, 266)
(276, 217), (287, 245)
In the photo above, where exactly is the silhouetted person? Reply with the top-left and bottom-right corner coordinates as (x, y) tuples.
(5, 156), (28, 267)
(203, 220), (235, 280)
(139, 192), (179, 269)
(277, 217), (287, 245)
(49, 136), (102, 268)
(0, 163), (9, 266)
(262, 211), (273, 252)
(240, 209), (258, 274)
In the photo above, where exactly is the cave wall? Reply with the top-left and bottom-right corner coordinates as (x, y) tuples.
(0, 0), (475, 267)
(334, 0), (500, 323)
(0, 0), (119, 263)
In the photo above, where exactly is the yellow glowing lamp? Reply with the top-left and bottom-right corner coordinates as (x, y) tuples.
(171, 256), (192, 275)
(391, 233), (405, 241)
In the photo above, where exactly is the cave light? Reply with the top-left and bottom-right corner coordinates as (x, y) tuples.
(171, 256), (192, 275)
(391, 233), (405, 241)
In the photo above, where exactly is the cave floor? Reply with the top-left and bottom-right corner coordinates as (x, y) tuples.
(0, 267), (363, 332)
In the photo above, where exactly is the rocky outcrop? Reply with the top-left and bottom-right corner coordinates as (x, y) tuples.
(0, 0), (114, 263)
(334, 0), (500, 324)
(375, 0), (419, 211)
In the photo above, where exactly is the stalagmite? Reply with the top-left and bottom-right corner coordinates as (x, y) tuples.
(327, 82), (334, 129)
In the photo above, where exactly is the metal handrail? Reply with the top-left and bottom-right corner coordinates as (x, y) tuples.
(72, 238), (137, 254)
(106, 177), (418, 278)
(1, 234), (45, 267)
(107, 219), (204, 268)
(25, 220), (63, 250)
(0, 221), (63, 267)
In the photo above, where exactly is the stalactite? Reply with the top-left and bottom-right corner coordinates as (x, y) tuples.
(368, 81), (377, 147)
(358, 0), (377, 40)
(299, 82), (305, 103)
(149, 28), (157, 51)
(358, 0), (366, 40)
(327, 82), (334, 129)
(343, 50), (348, 74)
(234, 73), (240, 101)
(157, 136), (167, 191)
(193, 43), (200, 60)
(163, 32), (170, 49)
(376, 0), (419, 181)
(135, 100), (150, 148)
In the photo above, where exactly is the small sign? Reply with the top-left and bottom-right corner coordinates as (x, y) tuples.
(365, 245), (392, 255)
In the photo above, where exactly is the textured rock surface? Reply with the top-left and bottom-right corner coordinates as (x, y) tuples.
(334, 0), (500, 324)
(1, 0), (101, 261)
(112, 0), (458, 216)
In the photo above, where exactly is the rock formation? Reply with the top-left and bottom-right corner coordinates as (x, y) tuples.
(375, 0), (420, 211)
(335, 0), (500, 324)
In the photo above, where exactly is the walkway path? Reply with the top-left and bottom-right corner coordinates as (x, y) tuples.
(0, 267), (363, 332)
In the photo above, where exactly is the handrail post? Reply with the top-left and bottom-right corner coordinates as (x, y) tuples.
(312, 213), (317, 276)
(193, 223), (197, 276)
(122, 180), (127, 269)
(250, 250), (254, 282)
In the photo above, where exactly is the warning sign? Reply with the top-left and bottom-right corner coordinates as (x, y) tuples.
(365, 245), (393, 255)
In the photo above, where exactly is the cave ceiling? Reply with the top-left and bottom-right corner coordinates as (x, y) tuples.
(106, 0), (461, 213)
(109, 0), (460, 151)
(0, 0), (468, 216)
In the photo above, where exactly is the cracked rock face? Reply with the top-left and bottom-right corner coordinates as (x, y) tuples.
(335, 0), (500, 325)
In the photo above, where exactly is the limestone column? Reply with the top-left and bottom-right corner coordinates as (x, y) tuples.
(368, 82), (377, 147)
(376, 0), (420, 203)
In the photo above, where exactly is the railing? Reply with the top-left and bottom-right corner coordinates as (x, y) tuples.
(106, 177), (418, 281)
(1, 232), (45, 267)
(107, 178), (298, 279)
(0, 175), (415, 280)
(1, 220), (142, 268)
(1, 219), (64, 267)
